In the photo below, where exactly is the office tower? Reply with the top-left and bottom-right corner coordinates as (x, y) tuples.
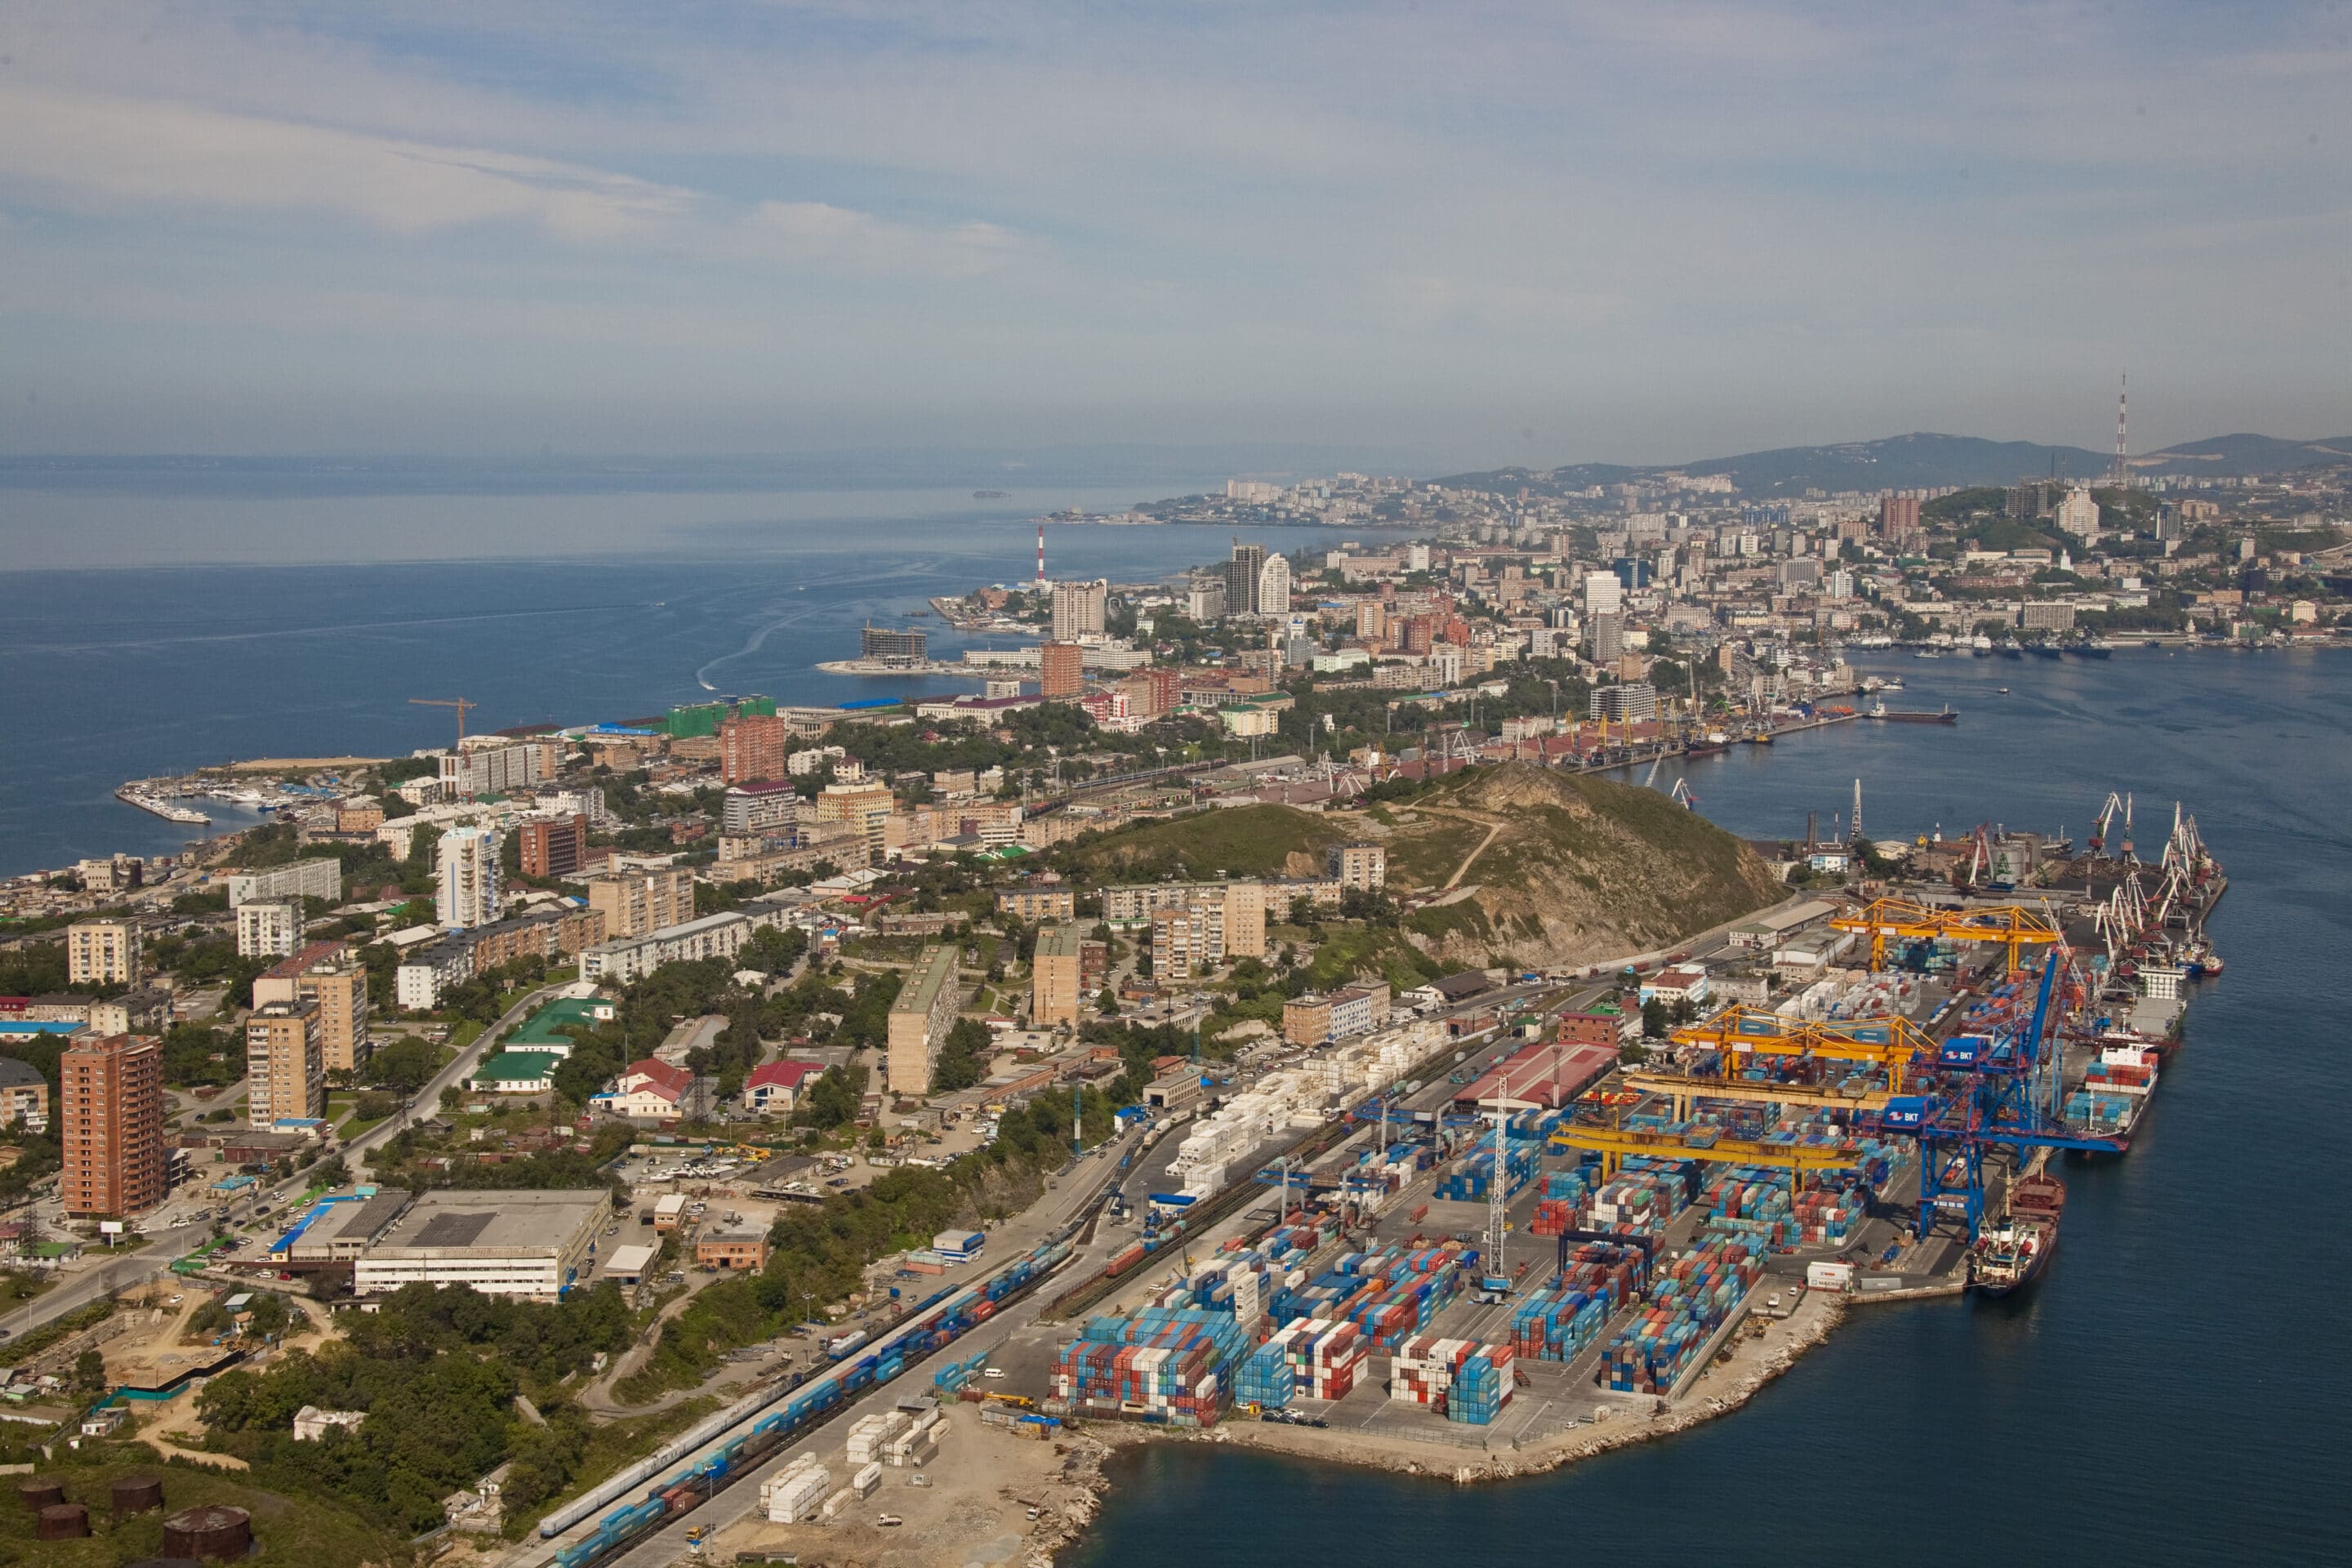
(519, 813), (588, 878)
(1040, 641), (1085, 698)
(1228, 541), (1267, 617)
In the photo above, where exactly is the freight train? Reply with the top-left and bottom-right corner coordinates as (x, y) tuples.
(541, 1232), (1076, 1568)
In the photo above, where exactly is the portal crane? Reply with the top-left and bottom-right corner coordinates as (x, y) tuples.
(408, 696), (477, 745)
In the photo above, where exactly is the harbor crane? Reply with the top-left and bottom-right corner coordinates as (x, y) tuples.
(1829, 897), (2062, 973)
(1887, 950), (2125, 1241)
(408, 696), (477, 744)
(1548, 1119), (1861, 1192)
(1668, 1007), (1935, 1093)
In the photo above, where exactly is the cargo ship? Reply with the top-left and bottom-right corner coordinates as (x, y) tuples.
(1969, 1172), (2064, 1296)
(1865, 703), (1960, 724)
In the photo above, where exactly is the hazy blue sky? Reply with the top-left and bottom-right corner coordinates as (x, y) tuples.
(2, 2), (2348, 465)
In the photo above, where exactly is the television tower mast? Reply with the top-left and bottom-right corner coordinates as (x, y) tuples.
(1852, 778), (1864, 846)
(2110, 371), (2129, 489)
(1036, 523), (1048, 592)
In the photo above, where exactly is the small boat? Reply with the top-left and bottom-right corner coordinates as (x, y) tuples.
(1998, 687), (2010, 695)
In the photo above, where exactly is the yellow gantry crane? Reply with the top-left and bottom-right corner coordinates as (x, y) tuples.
(1668, 1005), (1934, 1092)
(1829, 898), (2062, 973)
(1548, 1121), (1860, 1187)
(408, 696), (477, 745)
(1619, 1069), (1901, 1120)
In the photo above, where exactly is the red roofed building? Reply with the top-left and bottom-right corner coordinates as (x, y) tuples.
(1451, 1040), (1617, 1112)
(596, 1058), (695, 1118)
(743, 1059), (828, 1116)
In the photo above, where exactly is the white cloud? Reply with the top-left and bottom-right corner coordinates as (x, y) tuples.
(742, 201), (1027, 276)
(0, 88), (693, 238)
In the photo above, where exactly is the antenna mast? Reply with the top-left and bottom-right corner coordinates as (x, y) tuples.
(2111, 370), (2129, 489)
(1036, 523), (1047, 592)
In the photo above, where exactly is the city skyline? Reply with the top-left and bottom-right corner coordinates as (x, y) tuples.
(2, 2), (2348, 466)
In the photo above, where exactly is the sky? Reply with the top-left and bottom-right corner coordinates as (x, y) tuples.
(2, 2), (2349, 467)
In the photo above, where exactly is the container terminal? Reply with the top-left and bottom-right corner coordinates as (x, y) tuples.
(528, 795), (2221, 1567)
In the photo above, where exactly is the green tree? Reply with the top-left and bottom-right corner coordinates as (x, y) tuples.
(1642, 998), (1668, 1039)
(74, 1348), (106, 1393)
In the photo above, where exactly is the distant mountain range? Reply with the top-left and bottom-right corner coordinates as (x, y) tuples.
(1441, 430), (2352, 499)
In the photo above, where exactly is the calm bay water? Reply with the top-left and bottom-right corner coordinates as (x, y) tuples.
(1075, 647), (2352, 1568)
(0, 497), (1400, 876)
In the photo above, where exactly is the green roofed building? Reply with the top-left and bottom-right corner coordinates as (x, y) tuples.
(507, 996), (612, 1057)
(466, 1053), (557, 1094)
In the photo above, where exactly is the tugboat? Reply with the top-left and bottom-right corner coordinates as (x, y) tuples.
(1970, 1172), (2065, 1296)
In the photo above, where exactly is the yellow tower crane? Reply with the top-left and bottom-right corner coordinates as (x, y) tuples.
(408, 696), (477, 746)
(1829, 898), (2060, 973)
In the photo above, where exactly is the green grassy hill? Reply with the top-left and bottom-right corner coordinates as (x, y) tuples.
(1054, 803), (1349, 882)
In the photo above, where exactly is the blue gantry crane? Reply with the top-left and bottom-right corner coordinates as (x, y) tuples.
(1886, 951), (2127, 1241)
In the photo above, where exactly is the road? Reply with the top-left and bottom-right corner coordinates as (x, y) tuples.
(0, 981), (572, 1347)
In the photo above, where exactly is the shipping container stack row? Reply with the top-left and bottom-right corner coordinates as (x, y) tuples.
(1233, 1338), (1296, 1410)
(1055, 1307), (1250, 1427)
(1432, 1133), (1544, 1203)
(2065, 1089), (2135, 1132)
(1585, 1156), (1701, 1240)
(1508, 1240), (1648, 1364)
(1528, 1164), (1597, 1236)
(760, 1455), (832, 1525)
(1272, 1239), (1480, 1351)
(1267, 1316), (1370, 1403)
(1388, 1333), (1517, 1423)
(845, 1407), (943, 1469)
(1599, 1227), (1767, 1396)
(932, 1351), (989, 1396)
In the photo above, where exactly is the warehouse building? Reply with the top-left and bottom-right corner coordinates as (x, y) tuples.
(353, 1188), (609, 1301)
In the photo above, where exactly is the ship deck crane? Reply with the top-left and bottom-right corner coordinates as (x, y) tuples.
(408, 695), (477, 745)
(1829, 897), (2062, 973)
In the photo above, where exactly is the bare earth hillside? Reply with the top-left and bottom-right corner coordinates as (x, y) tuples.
(1379, 764), (1784, 969)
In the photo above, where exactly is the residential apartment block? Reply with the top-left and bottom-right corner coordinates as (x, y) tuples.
(235, 900), (303, 958)
(246, 1000), (326, 1127)
(60, 1033), (166, 1218)
(887, 944), (963, 1094)
(586, 865), (694, 939)
(65, 919), (142, 987)
(1031, 924), (1089, 1028)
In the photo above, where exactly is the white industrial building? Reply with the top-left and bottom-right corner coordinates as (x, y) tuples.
(352, 1188), (608, 1301)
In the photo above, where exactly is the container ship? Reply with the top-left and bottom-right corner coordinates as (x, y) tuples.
(1969, 1172), (2065, 1296)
